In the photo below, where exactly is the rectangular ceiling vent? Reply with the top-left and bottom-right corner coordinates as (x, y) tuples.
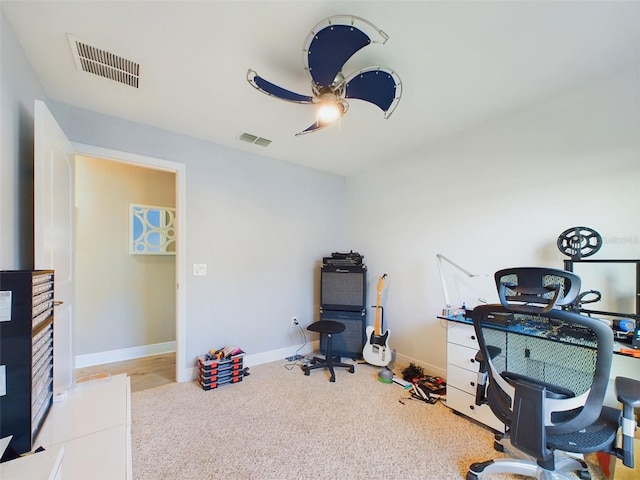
(239, 132), (271, 147)
(67, 34), (140, 88)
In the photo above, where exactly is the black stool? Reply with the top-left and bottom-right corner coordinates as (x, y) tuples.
(302, 320), (355, 382)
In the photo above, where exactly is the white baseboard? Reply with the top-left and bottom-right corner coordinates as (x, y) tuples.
(75, 341), (176, 368)
(168, 342), (447, 384)
(180, 340), (319, 382)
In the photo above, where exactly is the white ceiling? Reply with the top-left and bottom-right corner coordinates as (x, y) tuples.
(3, 1), (639, 176)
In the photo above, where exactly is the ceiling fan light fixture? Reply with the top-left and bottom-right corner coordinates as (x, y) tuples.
(317, 101), (342, 123)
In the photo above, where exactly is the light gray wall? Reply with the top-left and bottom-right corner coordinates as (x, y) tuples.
(2, 6), (348, 374)
(74, 156), (176, 356)
(0, 10), (48, 270)
(47, 101), (349, 373)
(347, 67), (640, 376)
(4, 4), (639, 381)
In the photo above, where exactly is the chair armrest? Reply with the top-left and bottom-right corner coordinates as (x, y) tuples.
(615, 376), (640, 468)
(616, 376), (640, 408)
(474, 350), (488, 406)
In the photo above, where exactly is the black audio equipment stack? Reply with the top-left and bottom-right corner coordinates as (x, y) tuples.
(319, 251), (367, 359)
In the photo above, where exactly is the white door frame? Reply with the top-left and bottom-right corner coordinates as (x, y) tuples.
(73, 143), (188, 383)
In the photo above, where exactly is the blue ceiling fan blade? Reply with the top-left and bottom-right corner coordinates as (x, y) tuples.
(304, 16), (389, 90)
(306, 26), (369, 89)
(247, 69), (314, 103)
(295, 121), (332, 136)
(344, 67), (402, 117)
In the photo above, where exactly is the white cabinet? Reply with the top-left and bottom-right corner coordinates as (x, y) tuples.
(445, 321), (504, 432)
(35, 373), (132, 480)
(0, 445), (63, 480)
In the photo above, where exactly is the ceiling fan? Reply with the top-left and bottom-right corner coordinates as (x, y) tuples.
(247, 15), (402, 136)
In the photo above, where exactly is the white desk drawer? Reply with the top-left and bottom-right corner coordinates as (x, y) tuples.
(446, 387), (504, 432)
(447, 363), (481, 396)
(447, 322), (479, 348)
(447, 342), (480, 371)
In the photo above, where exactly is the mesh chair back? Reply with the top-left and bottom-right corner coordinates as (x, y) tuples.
(473, 304), (613, 436)
(495, 267), (581, 313)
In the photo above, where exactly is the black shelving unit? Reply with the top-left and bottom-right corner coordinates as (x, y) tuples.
(0, 270), (55, 460)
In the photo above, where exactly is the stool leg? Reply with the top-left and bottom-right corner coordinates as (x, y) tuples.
(326, 332), (336, 382)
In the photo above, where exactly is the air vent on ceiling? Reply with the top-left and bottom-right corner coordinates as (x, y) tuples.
(239, 132), (272, 147)
(67, 34), (140, 88)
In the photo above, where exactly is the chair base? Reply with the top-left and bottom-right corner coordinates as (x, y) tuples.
(302, 355), (355, 382)
(466, 453), (591, 480)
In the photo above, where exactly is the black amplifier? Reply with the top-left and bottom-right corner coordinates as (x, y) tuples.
(319, 310), (366, 360)
(323, 250), (363, 266)
(320, 264), (367, 312)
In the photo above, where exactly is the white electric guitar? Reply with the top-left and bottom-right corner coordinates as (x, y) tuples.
(363, 274), (391, 366)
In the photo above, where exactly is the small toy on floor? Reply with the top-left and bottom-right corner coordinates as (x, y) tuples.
(205, 346), (244, 361)
(377, 368), (393, 383)
(406, 375), (445, 403)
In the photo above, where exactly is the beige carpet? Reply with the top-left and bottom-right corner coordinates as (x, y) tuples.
(131, 359), (605, 480)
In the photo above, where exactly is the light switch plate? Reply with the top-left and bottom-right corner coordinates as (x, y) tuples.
(193, 263), (207, 276)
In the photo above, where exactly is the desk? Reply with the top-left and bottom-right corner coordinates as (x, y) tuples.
(442, 315), (640, 430)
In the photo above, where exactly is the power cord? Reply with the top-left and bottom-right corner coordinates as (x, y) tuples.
(284, 323), (308, 370)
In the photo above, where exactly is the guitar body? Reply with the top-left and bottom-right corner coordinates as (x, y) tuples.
(363, 325), (391, 366)
(364, 273), (391, 366)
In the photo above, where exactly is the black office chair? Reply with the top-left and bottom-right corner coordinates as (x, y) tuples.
(302, 320), (355, 382)
(467, 267), (640, 480)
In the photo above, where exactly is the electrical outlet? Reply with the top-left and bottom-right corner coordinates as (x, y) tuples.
(291, 316), (299, 327)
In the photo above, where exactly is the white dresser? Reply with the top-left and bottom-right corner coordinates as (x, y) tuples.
(445, 320), (504, 432)
(36, 373), (132, 479)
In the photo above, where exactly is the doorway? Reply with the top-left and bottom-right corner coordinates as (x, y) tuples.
(72, 143), (187, 383)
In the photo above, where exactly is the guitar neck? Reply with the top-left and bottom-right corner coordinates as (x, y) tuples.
(374, 292), (383, 335)
(373, 274), (386, 336)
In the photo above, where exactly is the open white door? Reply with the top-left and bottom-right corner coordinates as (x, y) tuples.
(34, 99), (75, 394)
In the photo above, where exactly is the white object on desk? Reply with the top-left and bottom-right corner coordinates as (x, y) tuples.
(436, 254), (491, 309)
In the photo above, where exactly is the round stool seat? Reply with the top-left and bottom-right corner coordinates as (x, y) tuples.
(302, 320), (353, 382)
(306, 320), (345, 335)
